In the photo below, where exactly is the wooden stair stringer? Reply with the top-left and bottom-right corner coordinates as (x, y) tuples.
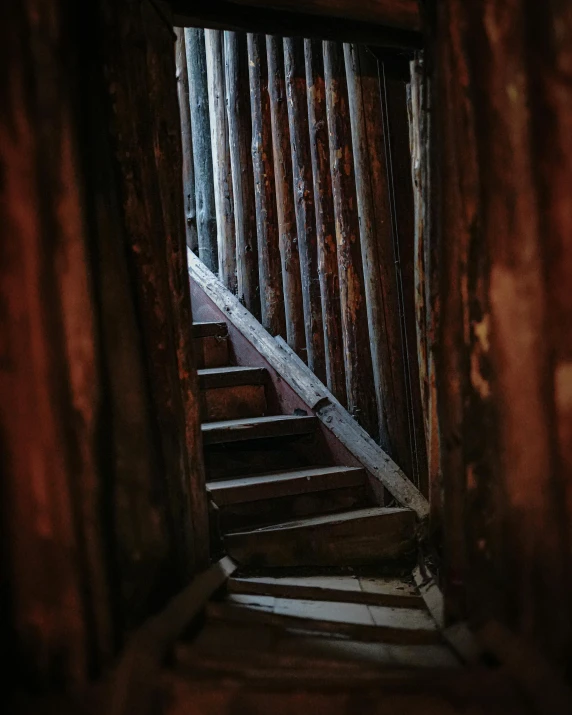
(188, 249), (429, 520)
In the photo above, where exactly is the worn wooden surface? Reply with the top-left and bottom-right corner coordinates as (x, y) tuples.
(171, 1), (423, 49)
(205, 30), (237, 292)
(323, 41), (378, 438)
(185, 28), (218, 271)
(224, 31), (260, 317)
(266, 35), (306, 358)
(305, 39), (347, 405)
(344, 44), (412, 475)
(174, 29), (198, 251)
(284, 37), (326, 383)
(381, 64), (428, 495)
(247, 33), (286, 337)
(189, 252), (430, 517)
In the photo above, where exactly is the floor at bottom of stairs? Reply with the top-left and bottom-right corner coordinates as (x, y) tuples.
(157, 567), (532, 715)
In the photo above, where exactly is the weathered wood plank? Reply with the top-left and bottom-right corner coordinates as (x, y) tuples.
(198, 366), (268, 389)
(225, 506), (416, 567)
(208, 465), (365, 504)
(381, 63), (428, 494)
(185, 28), (218, 271)
(305, 39), (347, 405)
(189, 250), (429, 517)
(323, 41), (379, 438)
(247, 32), (286, 337)
(174, 28), (198, 251)
(344, 43), (412, 471)
(205, 29), (237, 291)
(202, 414), (318, 444)
(171, 1), (423, 49)
(284, 37), (326, 383)
(201, 384), (267, 422)
(192, 321), (228, 338)
(267, 34), (306, 358)
(224, 31), (260, 317)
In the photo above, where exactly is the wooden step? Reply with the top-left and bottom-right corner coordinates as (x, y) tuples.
(193, 321), (229, 369)
(204, 440), (310, 481)
(228, 574), (425, 610)
(202, 415), (318, 445)
(198, 366), (268, 389)
(199, 367), (268, 422)
(207, 465), (366, 505)
(206, 599), (440, 645)
(225, 507), (416, 568)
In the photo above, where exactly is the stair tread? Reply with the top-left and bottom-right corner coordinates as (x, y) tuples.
(192, 321), (228, 338)
(202, 414), (317, 444)
(198, 365), (268, 389)
(207, 465), (365, 505)
(231, 506), (411, 535)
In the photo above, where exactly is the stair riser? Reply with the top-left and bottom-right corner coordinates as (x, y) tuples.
(194, 335), (229, 369)
(205, 442), (310, 481)
(218, 487), (370, 532)
(201, 385), (267, 422)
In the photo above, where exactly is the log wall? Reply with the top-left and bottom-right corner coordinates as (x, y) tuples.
(430, 0), (572, 676)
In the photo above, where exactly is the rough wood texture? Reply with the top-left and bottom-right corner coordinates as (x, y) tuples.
(266, 35), (306, 358)
(408, 53), (441, 523)
(205, 30), (237, 292)
(433, 0), (572, 674)
(381, 62), (428, 495)
(323, 41), (379, 438)
(201, 384), (267, 422)
(224, 31), (260, 317)
(1, 0), (112, 684)
(247, 33), (286, 337)
(189, 250), (430, 517)
(185, 28), (218, 271)
(305, 39), (347, 405)
(344, 43), (412, 474)
(202, 414), (318, 445)
(284, 37), (326, 383)
(175, 28), (198, 251)
(225, 507), (417, 568)
(171, 1), (423, 49)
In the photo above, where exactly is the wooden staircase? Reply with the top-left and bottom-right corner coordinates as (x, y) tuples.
(192, 319), (417, 569)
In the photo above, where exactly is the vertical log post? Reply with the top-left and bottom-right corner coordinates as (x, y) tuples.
(266, 34), (306, 358)
(143, 3), (210, 572)
(248, 32), (286, 337)
(323, 41), (378, 436)
(284, 37), (326, 383)
(381, 61), (429, 493)
(185, 28), (218, 272)
(205, 29), (237, 292)
(304, 39), (347, 405)
(344, 43), (412, 470)
(224, 31), (261, 318)
(205, 30), (237, 293)
(175, 28), (198, 252)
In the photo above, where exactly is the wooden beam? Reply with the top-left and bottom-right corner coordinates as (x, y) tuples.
(224, 31), (261, 317)
(380, 61), (428, 493)
(344, 43), (412, 471)
(323, 41), (379, 438)
(247, 32), (286, 337)
(205, 30), (237, 292)
(174, 29), (198, 252)
(227, 0), (422, 31)
(189, 249), (430, 518)
(170, 0), (423, 49)
(284, 37), (326, 383)
(304, 39), (347, 405)
(266, 35), (306, 358)
(185, 28), (218, 271)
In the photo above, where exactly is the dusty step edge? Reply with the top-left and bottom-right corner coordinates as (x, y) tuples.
(192, 321), (228, 338)
(201, 414), (318, 445)
(207, 466), (366, 505)
(198, 365), (269, 389)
